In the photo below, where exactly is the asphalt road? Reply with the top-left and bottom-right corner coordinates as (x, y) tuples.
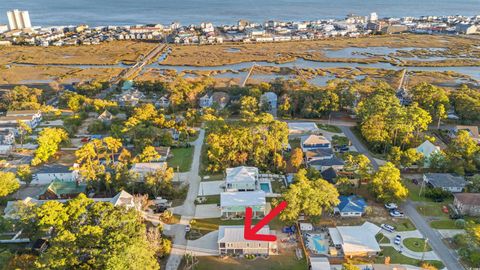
(404, 200), (464, 270)
(340, 124), (462, 270)
(165, 129), (205, 270)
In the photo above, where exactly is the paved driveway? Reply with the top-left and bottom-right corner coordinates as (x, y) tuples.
(198, 181), (224, 196)
(187, 231), (219, 256)
(194, 204), (221, 219)
(381, 230), (439, 260)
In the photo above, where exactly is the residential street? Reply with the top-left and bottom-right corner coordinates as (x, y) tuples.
(404, 200), (464, 270)
(339, 125), (379, 169)
(339, 124), (462, 270)
(165, 129), (205, 270)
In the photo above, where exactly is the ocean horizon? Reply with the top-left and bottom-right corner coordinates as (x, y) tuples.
(1, 0), (479, 27)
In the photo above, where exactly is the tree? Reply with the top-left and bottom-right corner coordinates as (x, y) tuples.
(240, 96), (259, 120)
(17, 120), (32, 147)
(0, 171), (20, 197)
(136, 146), (161, 163)
(31, 128), (68, 166)
(369, 162), (408, 203)
(280, 169), (339, 222)
(16, 194), (160, 269)
(289, 148), (303, 170)
(336, 177), (353, 195)
(467, 175), (480, 193)
(410, 82), (449, 128)
(401, 148), (423, 168)
(143, 168), (175, 198)
(344, 154), (372, 183)
(445, 130), (480, 174)
(16, 164), (32, 185)
(2, 85), (42, 110)
(342, 262), (360, 270)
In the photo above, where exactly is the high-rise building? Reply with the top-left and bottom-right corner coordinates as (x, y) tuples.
(6, 9), (32, 30)
(369, 12), (379, 23)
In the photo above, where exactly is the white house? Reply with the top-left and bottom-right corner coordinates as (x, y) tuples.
(0, 145), (13, 156)
(0, 110), (42, 132)
(220, 191), (266, 218)
(225, 166), (259, 192)
(218, 225), (272, 255)
(32, 165), (79, 185)
(156, 95), (171, 108)
(328, 222), (381, 257)
(0, 129), (15, 145)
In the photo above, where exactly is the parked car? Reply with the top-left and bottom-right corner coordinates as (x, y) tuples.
(442, 205), (449, 214)
(185, 225), (191, 232)
(381, 224), (395, 233)
(390, 209), (404, 217)
(385, 203), (398, 210)
(394, 235), (401, 245)
(153, 205), (168, 214)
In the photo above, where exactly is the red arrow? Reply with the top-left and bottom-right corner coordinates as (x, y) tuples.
(244, 201), (288, 242)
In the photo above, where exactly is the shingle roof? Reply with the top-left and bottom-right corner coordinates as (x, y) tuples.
(302, 135), (330, 146)
(424, 173), (467, 189)
(305, 148), (334, 159)
(309, 157), (345, 166)
(454, 193), (480, 206)
(35, 164), (72, 174)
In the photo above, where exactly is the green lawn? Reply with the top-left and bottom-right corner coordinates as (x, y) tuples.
(376, 246), (444, 269)
(317, 123), (342, 133)
(288, 139), (301, 150)
(376, 233), (390, 244)
(202, 174), (224, 181)
(430, 219), (459, 229)
(168, 147), (194, 172)
(332, 135), (350, 147)
(383, 219), (416, 231)
(195, 253), (307, 270)
(416, 203), (449, 218)
(196, 195), (220, 205)
(403, 238), (432, 252)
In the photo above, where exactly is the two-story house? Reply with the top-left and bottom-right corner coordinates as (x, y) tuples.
(218, 225), (271, 255)
(225, 166), (259, 192)
(220, 191), (266, 218)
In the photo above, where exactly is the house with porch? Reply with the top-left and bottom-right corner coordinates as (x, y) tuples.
(225, 166), (259, 192)
(218, 225), (272, 255)
(220, 191), (266, 218)
(423, 173), (467, 193)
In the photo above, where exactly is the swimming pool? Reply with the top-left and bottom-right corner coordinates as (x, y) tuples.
(260, 183), (271, 193)
(311, 235), (328, 253)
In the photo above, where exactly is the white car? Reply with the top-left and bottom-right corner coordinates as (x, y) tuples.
(394, 235), (401, 245)
(390, 210), (404, 218)
(385, 203), (398, 210)
(381, 224), (395, 233)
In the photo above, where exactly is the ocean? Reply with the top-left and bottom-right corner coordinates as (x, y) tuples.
(0, 0), (479, 27)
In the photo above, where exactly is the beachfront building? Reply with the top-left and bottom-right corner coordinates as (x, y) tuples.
(220, 191), (266, 218)
(218, 225), (272, 255)
(328, 222), (381, 257)
(225, 166), (259, 192)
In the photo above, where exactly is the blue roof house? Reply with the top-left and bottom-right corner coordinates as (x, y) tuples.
(334, 195), (366, 217)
